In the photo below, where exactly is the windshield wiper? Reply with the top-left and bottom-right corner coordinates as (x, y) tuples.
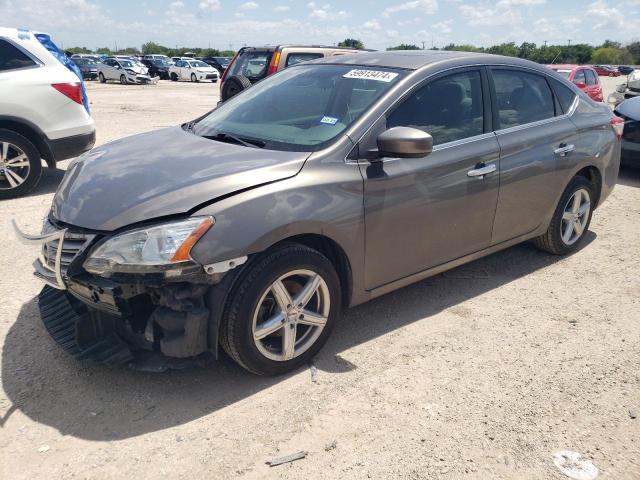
(203, 132), (266, 149)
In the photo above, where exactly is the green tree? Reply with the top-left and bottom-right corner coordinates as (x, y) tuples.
(441, 43), (483, 53)
(626, 41), (640, 64)
(387, 44), (421, 50)
(66, 46), (92, 54)
(591, 47), (633, 65)
(338, 38), (365, 50)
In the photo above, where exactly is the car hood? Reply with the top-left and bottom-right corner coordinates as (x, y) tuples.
(52, 126), (310, 231)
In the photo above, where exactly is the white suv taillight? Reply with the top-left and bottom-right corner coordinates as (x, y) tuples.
(610, 115), (624, 140)
(51, 83), (83, 105)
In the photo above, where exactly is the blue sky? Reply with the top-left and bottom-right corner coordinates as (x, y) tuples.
(1, 0), (639, 50)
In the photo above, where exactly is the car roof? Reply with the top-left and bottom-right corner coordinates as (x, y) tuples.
(310, 50), (553, 72)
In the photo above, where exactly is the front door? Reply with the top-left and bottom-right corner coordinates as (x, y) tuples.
(359, 68), (501, 289)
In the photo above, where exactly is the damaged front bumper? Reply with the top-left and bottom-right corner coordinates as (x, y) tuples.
(13, 218), (242, 371)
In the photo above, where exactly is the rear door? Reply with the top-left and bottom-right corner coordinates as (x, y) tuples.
(488, 67), (579, 244)
(360, 68), (501, 289)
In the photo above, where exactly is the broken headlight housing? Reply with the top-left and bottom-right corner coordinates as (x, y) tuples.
(83, 217), (213, 276)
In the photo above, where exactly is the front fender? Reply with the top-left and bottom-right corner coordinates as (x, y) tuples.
(189, 158), (367, 304)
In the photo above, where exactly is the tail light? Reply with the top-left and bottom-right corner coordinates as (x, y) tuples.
(610, 115), (625, 140)
(52, 83), (83, 105)
(267, 51), (281, 76)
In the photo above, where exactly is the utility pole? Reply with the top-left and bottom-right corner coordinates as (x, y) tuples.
(422, 41), (425, 50)
(543, 40), (547, 48)
(568, 39), (571, 47)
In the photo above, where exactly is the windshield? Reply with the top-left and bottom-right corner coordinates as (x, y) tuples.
(190, 60), (209, 68)
(119, 60), (134, 68)
(226, 50), (273, 81)
(193, 64), (405, 151)
(152, 59), (168, 66)
(215, 57), (230, 65)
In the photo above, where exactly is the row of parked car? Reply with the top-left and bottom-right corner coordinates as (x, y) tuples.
(70, 53), (231, 84)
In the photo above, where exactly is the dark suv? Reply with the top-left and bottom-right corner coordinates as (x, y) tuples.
(141, 58), (170, 79)
(201, 56), (231, 75)
(220, 45), (362, 101)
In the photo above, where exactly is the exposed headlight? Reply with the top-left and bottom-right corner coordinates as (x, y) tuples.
(83, 217), (214, 276)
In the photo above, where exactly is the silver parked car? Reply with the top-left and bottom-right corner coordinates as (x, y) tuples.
(15, 51), (622, 375)
(97, 57), (151, 84)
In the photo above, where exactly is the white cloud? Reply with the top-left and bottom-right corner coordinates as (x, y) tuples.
(497, 0), (545, 5)
(459, 4), (522, 26)
(363, 19), (381, 30)
(198, 0), (221, 13)
(382, 0), (438, 18)
(587, 0), (624, 30)
(274, 5), (290, 11)
(239, 1), (259, 10)
(307, 2), (350, 20)
(431, 19), (453, 34)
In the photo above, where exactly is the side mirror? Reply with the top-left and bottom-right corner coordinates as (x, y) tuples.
(573, 81), (587, 89)
(375, 127), (433, 159)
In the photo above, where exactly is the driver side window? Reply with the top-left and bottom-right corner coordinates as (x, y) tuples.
(386, 70), (484, 146)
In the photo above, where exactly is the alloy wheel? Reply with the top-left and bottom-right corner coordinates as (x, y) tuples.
(252, 269), (330, 362)
(561, 188), (591, 246)
(0, 142), (30, 191)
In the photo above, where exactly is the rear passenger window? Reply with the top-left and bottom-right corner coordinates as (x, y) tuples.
(0, 39), (36, 71)
(550, 78), (577, 113)
(285, 53), (323, 67)
(585, 69), (597, 86)
(492, 70), (555, 129)
(387, 70), (484, 146)
(572, 69), (586, 85)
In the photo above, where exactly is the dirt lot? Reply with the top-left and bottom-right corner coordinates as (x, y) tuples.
(1, 77), (639, 480)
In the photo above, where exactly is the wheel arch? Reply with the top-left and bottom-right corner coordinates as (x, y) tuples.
(270, 233), (353, 308)
(0, 116), (55, 168)
(573, 165), (603, 208)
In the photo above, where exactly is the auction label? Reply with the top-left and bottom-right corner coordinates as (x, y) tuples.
(343, 69), (399, 82)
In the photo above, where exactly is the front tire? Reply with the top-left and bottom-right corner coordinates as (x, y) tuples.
(120, 74), (127, 85)
(0, 129), (42, 199)
(533, 176), (595, 255)
(170, 72), (178, 81)
(191, 73), (198, 82)
(220, 244), (341, 375)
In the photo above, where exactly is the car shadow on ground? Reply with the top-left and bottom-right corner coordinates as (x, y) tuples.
(618, 166), (640, 188)
(1, 234), (595, 440)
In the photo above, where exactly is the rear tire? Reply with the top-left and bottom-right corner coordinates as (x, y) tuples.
(98, 72), (106, 83)
(533, 176), (595, 255)
(220, 244), (341, 375)
(0, 129), (42, 199)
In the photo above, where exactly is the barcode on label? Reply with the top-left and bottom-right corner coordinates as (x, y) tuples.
(343, 69), (399, 82)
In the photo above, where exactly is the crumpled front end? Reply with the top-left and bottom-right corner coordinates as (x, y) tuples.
(14, 217), (236, 371)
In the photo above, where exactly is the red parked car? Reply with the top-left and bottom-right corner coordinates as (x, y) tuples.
(593, 65), (621, 77)
(547, 65), (604, 102)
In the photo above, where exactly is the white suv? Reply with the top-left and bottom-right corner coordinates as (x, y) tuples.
(0, 27), (95, 199)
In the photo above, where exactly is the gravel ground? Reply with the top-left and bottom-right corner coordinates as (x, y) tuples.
(1, 77), (639, 480)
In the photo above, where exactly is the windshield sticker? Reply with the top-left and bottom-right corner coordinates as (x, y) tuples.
(343, 69), (399, 82)
(320, 116), (339, 125)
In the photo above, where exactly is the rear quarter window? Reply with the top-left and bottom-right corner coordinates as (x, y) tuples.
(550, 78), (578, 114)
(0, 39), (36, 71)
(285, 52), (323, 67)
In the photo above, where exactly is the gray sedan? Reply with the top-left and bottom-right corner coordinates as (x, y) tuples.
(15, 51), (621, 375)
